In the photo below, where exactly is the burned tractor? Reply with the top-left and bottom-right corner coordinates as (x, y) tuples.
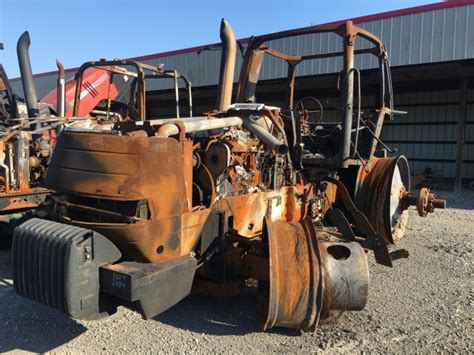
(13, 20), (445, 331)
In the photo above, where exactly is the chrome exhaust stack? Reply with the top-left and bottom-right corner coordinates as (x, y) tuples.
(216, 19), (237, 111)
(56, 59), (66, 117)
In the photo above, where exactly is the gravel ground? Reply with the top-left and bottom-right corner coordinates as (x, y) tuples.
(0, 190), (472, 353)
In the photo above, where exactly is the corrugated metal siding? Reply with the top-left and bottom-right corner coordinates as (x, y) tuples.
(9, 3), (474, 97)
(464, 88), (474, 179)
(10, 71), (75, 100)
(380, 89), (474, 179)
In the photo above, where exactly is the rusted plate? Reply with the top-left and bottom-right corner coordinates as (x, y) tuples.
(258, 218), (370, 331)
(258, 218), (322, 331)
(0, 189), (48, 212)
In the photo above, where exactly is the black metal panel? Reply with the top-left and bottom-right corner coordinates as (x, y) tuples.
(13, 218), (121, 320)
(100, 256), (197, 319)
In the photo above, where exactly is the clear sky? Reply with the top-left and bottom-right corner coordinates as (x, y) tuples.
(1, 0), (438, 78)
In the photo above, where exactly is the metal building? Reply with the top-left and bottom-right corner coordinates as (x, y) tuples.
(9, 0), (474, 190)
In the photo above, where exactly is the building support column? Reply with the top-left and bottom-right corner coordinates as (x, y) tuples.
(454, 78), (468, 192)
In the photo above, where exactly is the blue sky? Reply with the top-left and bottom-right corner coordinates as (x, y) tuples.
(1, 0), (437, 77)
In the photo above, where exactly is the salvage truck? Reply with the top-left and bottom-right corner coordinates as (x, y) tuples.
(12, 20), (445, 331)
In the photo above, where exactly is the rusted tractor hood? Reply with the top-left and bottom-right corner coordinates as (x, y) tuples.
(46, 131), (189, 213)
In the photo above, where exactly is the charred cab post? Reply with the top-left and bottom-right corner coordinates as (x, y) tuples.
(12, 20), (445, 331)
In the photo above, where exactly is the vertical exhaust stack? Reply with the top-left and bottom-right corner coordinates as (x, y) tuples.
(216, 19), (237, 111)
(17, 31), (40, 128)
(56, 59), (66, 117)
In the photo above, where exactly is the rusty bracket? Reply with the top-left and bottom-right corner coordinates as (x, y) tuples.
(326, 208), (356, 241)
(323, 177), (392, 267)
(173, 120), (187, 142)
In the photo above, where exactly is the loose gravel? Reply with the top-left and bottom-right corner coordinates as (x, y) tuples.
(0, 190), (472, 353)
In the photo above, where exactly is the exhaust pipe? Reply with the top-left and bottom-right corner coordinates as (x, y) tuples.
(156, 116), (288, 155)
(242, 118), (289, 155)
(216, 19), (236, 111)
(17, 31), (39, 123)
(157, 116), (243, 137)
(56, 59), (65, 116)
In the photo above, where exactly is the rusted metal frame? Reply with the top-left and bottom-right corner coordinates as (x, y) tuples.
(262, 45), (379, 62)
(251, 22), (381, 52)
(323, 176), (392, 267)
(352, 26), (386, 54)
(0, 117), (82, 143)
(326, 208), (357, 241)
(128, 76), (139, 114)
(247, 23), (343, 47)
(455, 78), (468, 192)
(286, 62), (298, 110)
(136, 62), (164, 73)
(381, 55), (394, 110)
(146, 71), (193, 118)
(350, 141), (370, 173)
(106, 72), (115, 121)
(340, 21), (356, 168)
(0, 190), (48, 212)
(174, 120), (193, 209)
(235, 49), (265, 103)
(173, 70), (180, 118)
(54, 199), (143, 223)
(236, 21), (384, 102)
(154, 70), (183, 118)
(338, 21), (388, 166)
(367, 107), (392, 158)
(137, 70), (146, 120)
(73, 60), (160, 117)
(100, 65), (140, 78)
(176, 72), (193, 118)
(235, 21), (390, 166)
(350, 67), (362, 158)
(187, 80), (193, 118)
(90, 61), (163, 77)
(262, 44), (379, 113)
(378, 55), (386, 109)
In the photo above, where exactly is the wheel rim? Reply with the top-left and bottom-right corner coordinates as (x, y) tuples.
(355, 156), (411, 244)
(389, 165), (404, 231)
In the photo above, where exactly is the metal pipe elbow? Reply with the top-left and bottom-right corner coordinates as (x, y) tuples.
(156, 123), (179, 137)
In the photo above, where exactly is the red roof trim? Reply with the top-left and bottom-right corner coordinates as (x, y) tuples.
(11, 0), (473, 81)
